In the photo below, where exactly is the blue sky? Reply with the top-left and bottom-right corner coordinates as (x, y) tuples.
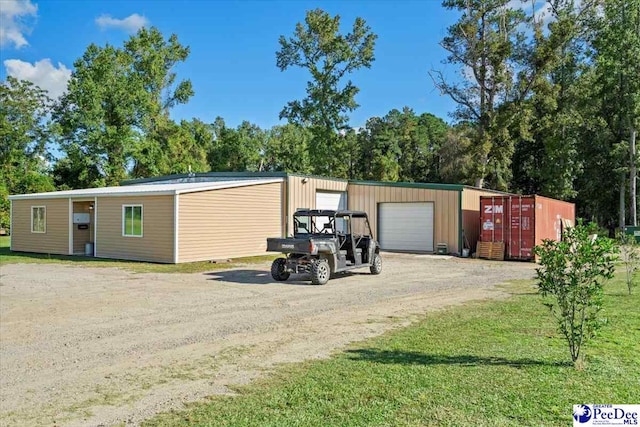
(1, 0), (463, 129)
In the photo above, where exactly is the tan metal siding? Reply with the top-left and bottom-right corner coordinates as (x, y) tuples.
(10, 198), (69, 255)
(286, 176), (348, 234)
(347, 184), (460, 253)
(461, 188), (506, 211)
(178, 182), (283, 262)
(96, 195), (174, 263)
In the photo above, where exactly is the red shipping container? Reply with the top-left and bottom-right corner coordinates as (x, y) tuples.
(479, 195), (576, 261)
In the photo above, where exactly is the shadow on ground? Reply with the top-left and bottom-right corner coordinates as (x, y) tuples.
(346, 349), (571, 368)
(205, 269), (311, 285)
(204, 269), (361, 285)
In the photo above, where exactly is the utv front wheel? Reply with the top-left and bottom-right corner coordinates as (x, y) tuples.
(271, 258), (290, 281)
(370, 253), (382, 275)
(311, 259), (330, 285)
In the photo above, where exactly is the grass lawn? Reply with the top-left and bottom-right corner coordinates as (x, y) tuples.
(143, 278), (639, 427)
(0, 236), (277, 274)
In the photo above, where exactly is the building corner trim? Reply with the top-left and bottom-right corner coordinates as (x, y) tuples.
(93, 197), (98, 257)
(174, 194), (179, 263)
(68, 198), (73, 255)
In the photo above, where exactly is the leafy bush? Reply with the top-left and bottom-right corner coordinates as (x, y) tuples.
(534, 223), (617, 366)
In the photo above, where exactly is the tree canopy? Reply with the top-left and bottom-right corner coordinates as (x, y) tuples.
(1, 4), (638, 231)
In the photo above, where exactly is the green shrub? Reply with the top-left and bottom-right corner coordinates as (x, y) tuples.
(534, 223), (617, 366)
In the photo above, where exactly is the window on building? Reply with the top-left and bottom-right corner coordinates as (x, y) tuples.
(122, 205), (143, 237)
(31, 206), (46, 233)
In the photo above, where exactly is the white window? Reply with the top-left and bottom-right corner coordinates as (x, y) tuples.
(122, 205), (143, 237)
(31, 206), (46, 233)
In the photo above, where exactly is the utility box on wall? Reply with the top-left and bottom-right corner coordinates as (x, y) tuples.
(73, 213), (90, 224)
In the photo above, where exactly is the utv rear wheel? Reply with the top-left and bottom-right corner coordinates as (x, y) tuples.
(311, 259), (330, 285)
(271, 258), (290, 281)
(370, 253), (382, 275)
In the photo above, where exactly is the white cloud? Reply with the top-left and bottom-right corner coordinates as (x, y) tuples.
(0, 0), (38, 48)
(4, 58), (72, 99)
(95, 13), (149, 34)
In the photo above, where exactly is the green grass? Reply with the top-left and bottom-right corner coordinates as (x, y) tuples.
(143, 278), (639, 427)
(0, 236), (277, 273)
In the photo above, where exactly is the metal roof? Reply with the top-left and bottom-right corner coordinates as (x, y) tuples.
(121, 171), (349, 185)
(8, 178), (283, 200)
(123, 173), (510, 194)
(294, 209), (368, 217)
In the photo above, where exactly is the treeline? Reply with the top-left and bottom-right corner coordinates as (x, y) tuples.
(1, 1), (638, 232)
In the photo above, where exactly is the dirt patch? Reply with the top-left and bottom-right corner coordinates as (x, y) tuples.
(0, 253), (535, 426)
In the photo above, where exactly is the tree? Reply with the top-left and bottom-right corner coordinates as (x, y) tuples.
(618, 233), (639, 295)
(511, 0), (593, 200)
(354, 108), (449, 182)
(55, 44), (138, 186)
(132, 118), (212, 177)
(431, 0), (528, 189)
(51, 147), (103, 190)
(591, 0), (640, 227)
(357, 115), (401, 182)
(124, 27), (194, 141)
(0, 77), (55, 230)
(403, 112), (448, 182)
(438, 125), (476, 185)
(55, 27), (193, 186)
(264, 124), (313, 173)
(208, 118), (266, 172)
(534, 223), (617, 366)
(276, 8), (377, 176)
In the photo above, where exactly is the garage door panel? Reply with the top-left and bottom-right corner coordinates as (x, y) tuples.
(379, 202), (434, 252)
(315, 191), (348, 233)
(316, 191), (346, 210)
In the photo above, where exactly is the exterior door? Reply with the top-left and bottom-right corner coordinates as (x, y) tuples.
(315, 191), (347, 211)
(378, 202), (434, 252)
(315, 191), (347, 232)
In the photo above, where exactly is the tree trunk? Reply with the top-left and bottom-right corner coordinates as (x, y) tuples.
(631, 127), (637, 226)
(620, 176), (626, 230)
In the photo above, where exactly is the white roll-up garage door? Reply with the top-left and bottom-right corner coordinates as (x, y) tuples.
(316, 191), (347, 211)
(378, 202), (434, 252)
(315, 191), (348, 233)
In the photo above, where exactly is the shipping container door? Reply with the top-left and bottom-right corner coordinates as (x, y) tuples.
(507, 197), (535, 260)
(480, 197), (507, 244)
(378, 202), (434, 252)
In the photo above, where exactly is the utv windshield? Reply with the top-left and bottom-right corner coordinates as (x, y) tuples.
(294, 214), (335, 235)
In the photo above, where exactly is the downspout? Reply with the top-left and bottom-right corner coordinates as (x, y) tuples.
(93, 197), (97, 257)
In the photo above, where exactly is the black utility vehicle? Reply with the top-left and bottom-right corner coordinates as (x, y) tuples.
(266, 209), (382, 285)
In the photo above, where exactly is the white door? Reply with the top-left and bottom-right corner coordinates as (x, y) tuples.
(378, 202), (434, 252)
(315, 191), (347, 233)
(315, 191), (347, 211)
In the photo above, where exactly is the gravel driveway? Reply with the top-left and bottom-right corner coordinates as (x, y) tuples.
(0, 253), (535, 426)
